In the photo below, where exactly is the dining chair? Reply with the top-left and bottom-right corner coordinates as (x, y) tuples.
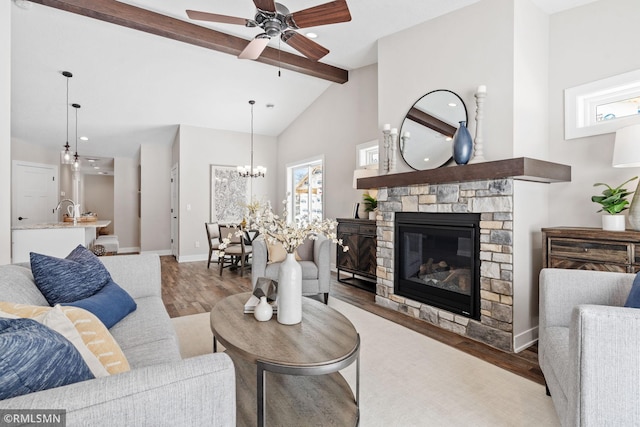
(218, 224), (253, 277)
(205, 222), (221, 269)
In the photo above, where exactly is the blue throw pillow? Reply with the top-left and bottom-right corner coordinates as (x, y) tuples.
(0, 318), (94, 400)
(62, 280), (137, 328)
(624, 272), (640, 308)
(30, 245), (111, 305)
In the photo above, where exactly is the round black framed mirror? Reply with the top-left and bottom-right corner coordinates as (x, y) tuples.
(399, 90), (468, 170)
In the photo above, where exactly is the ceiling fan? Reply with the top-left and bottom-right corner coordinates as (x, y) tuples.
(186, 0), (351, 62)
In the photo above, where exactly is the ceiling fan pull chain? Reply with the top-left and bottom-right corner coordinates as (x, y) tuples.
(278, 38), (282, 77)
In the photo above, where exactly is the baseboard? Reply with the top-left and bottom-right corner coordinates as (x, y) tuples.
(118, 246), (140, 254)
(514, 325), (539, 353)
(176, 254), (209, 263)
(140, 249), (172, 256)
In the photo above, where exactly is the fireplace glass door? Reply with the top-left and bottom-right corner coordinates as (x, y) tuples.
(395, 213), (480, 319)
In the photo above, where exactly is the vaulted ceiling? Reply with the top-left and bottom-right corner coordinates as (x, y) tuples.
(10, 0), (598, 160)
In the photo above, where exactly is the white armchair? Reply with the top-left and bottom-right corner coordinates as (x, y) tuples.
(539, 268), (640, 426)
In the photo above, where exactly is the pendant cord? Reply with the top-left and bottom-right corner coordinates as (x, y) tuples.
(66, 77), (69, 144)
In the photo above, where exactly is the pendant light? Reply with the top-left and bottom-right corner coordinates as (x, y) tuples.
(62, 71), (72, 161)
(237, 100), (266, 178)
(72, 103), (81, 169)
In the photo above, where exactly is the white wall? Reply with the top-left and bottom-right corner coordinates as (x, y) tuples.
(113, 157), (139, 252)
(277, 64), (379, 221)
(548, 0), (640, 228)
(176, 125), (277, 262)
(378, 0), (516, 172)
(513, 0), (549, 159)
(83, 174), (114, 235)
(140, 142), (172, 254)
(0, 0), (10, 264)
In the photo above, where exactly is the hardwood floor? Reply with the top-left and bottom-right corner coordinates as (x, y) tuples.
(160, 256), (544, 385)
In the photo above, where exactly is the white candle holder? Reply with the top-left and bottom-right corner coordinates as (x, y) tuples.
(382, 127), (390, 174)
(469, 87), (487, 163)
(389, 129), (398, 173)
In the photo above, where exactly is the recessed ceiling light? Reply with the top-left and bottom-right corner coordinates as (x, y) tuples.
(306, 32), (318, 39)
(80, 136), (89, 141)
(424, 158), (430, 162)
(445, 137), (453, 141)
(94, 166), (100, 170)
(448, 103), (457, 107)
(87, 159), (97, 163)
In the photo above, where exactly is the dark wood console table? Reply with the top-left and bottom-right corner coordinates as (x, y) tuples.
(337, 218), (377, 292)
(542, 226), (640, 272)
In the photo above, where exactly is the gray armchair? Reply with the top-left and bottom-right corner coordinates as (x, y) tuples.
(539, 268), (640, 426)
(251, 235), (331, 303)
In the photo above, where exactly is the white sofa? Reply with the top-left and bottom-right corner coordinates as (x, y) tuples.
(539, 268), (640, 426)
(0, 254), (236, 426)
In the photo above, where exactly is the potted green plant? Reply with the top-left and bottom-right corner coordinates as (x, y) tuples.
(592, 176), (638, 231)
(363, 192), (378, 220)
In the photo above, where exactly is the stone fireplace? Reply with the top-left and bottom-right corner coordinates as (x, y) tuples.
(357, 158), (571, 353)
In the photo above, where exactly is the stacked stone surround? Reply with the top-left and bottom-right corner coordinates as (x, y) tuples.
(375, 178), (515, 352)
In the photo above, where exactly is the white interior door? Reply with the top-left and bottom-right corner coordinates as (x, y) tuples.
(170, 164), (178, 258)
(12, 161), (58, 227)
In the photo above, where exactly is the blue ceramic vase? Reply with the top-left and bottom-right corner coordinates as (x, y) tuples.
(453, 121), (473, 165)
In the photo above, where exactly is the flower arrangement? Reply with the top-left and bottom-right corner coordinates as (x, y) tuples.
(249, 198), (348, 254)
(219, 197), (349, 254)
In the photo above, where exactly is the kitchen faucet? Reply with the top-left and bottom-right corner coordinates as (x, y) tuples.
(55, 199), (79, 223)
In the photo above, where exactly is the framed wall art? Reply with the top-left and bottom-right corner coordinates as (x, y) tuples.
(210, 164), (249, 224)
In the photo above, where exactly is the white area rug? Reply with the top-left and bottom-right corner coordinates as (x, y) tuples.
(172, 298), (560, 427)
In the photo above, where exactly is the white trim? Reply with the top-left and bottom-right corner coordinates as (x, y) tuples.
(565, 69), (640, 139)
(513, 326), (538, 353)
(140, 249), (172, 256)
(177, 253), (209, 263)
(118, 246), (140, 254)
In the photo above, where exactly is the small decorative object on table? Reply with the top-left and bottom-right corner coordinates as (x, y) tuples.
(591, 176), (638, 231)
(452, 121), (473, 165)
(245, 197), (348, 325)
(254, 296), (273, 321)
(244, 277), (277, 315)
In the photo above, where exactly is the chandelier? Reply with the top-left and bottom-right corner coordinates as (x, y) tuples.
(237, 100), (266, 178)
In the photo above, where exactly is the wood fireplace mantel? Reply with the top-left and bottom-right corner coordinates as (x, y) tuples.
(357, 157), (571, 189)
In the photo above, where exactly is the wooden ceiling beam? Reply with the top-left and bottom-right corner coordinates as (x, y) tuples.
(29, 0), (349, 84)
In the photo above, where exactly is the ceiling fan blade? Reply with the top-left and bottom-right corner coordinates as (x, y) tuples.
(281, 30), (329, 61)
(186, 10), (248, 25)
(288, 0), (351, 29)
(238, 35), (271, 60)
(253, 0), (276, 13)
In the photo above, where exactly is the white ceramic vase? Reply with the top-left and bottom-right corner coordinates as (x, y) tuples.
(253, 296), (273, 322)
(277, 253), (302, 325)
(602, 214), (625, 231)
(368, 211), (377, 220)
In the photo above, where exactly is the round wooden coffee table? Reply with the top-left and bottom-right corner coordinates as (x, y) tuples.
(210, 292), (360, 427)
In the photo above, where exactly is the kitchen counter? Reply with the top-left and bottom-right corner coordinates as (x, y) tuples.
(12, 220), (111, 231)
(12, 220), (112, 263)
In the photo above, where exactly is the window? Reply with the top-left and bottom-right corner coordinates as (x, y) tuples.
(356, 140), (379, 169)
(565, 68), (640, 139)
(286, 157), (324, 223)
